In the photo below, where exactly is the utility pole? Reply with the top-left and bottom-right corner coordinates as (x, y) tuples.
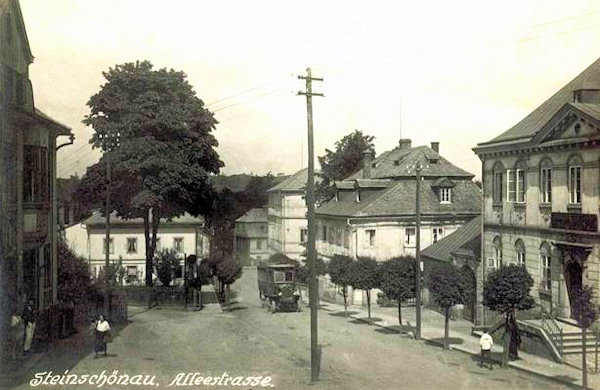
(415, 161), (422, 340)
(298, 67), (323, 383)
(104, 141), (111, 315)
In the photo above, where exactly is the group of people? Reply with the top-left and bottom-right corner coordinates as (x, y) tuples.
(9, 300), (38, 360)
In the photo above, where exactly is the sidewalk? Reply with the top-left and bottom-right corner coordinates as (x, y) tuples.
(319, 301), (595, 389)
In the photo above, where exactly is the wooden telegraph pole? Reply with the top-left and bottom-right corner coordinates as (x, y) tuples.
(415, 161), (422, 340)
(298, 67), (323, 382)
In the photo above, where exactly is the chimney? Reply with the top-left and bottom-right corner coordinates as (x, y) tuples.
(362, 149), (374, 179)
(398, 138), (412, 149)
(430, 142), (439, 153)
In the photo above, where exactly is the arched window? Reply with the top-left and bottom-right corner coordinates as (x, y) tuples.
(493, 236), (502, 268)
(568, 155), (583, 204)
(540, 242), (551, 291)
(508, 160), (527, 203)
(492, 162), (504, 203)
(540, 159), (552, 204)
(515, 239), (526, 267)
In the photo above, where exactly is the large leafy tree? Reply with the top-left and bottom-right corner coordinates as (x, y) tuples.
(316, 130), (375, 203)
(79, 61), (222, 285)
(572, 285), (598, 389)
(348, 257), (380, 323)
(483, 265), (534, 367)
(429, 264), (467, 349)
(379, 256), (416, 330)
(328, 255), (354, 315)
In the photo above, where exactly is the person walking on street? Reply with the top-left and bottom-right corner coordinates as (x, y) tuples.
(94, 314), (111, 357)
(22, 300), (37, 355)
(10, 310), (24, 360)
(479, 331), (494, 369)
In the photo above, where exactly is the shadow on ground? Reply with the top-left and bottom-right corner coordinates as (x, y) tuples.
(328, 311), (359, 317)
(0, 319), (132, 390)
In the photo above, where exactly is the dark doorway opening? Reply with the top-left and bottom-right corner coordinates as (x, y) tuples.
(460, 265), (476, 323)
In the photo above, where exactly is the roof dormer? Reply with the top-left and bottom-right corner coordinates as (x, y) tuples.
(573, 81), (600, 104)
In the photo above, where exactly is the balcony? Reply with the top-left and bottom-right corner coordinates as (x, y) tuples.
(550, 212), (597, 233)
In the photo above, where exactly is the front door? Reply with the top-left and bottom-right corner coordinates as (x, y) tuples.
(562, 249), (584, 319)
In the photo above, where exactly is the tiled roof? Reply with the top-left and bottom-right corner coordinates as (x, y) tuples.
(421, 216), (482, 262)
(477, 57), (600, 145)
(83, 211), (204, 226)
(267, 168), (321, 192)
(316, 178), (481, 218)
(347, 145), (474, 179)
(236, 208), (268, 223)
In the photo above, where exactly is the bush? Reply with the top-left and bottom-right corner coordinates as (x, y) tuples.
(154, 249), (181, 286)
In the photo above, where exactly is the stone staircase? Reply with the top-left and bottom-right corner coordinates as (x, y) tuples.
(556, 318), (600, 373)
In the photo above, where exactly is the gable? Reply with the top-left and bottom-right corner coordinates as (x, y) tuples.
(534, 103), (600, 146)
(1, 0), (33, 71)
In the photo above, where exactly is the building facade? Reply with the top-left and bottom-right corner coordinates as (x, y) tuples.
(473, 58), (600, 322)
(65, 212), (210, 285)
(0, 0), (73, 360)
(316, 140), (481, 261)
(234, 208), (269, 266)
(267, 168), (311, 261)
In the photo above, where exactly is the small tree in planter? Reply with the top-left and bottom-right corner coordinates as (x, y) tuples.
(348, 257), (379, 323)
(572, 285), (598, 390)
(379, 256), (416, 330)
(296, 257), (327, 285)
(215, 257), (242, 305)
(154, 249), (181, 287)
(429, 264), (466, 349)
(483, 264), (534, 367)
(328, 255), (354, 315)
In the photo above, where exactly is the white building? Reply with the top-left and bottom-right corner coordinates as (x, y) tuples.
(65, 211), (210, 284)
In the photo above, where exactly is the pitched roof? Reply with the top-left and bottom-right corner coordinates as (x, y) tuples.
(267, 168), (321, 193)
(347, 145), (474, 180)
(316, 178), (481, 218)
(0, 0), (33, 63)
(236, 208), (268, 223)
(83, 211), (204, 226)
(477, 57), (600, 145)
(421, 216), (482, 262)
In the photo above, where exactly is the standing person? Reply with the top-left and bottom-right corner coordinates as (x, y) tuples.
(10, 310), (23, 360)
(479, 331), (494, 369)
(22, 300), (38, 355)
(94, 314), (111, 357)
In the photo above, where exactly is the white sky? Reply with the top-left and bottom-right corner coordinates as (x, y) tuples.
(19, 0), (600, 179)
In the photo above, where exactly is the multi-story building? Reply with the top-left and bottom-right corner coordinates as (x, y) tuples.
(316, 139), (481, 261)
(267, 168), (312, 261)
(234, 208), (269, 266)
(0, 0), (73, 360)
(65, 212), (210, 285)
(473, 58), (600, 322)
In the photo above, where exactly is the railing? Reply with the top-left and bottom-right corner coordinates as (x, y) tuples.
(538, 304), (563, 358)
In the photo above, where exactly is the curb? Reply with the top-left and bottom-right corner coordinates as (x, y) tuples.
(320, 304), (585, 389)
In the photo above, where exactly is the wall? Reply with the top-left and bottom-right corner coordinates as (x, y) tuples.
(268, 192), (307, 260)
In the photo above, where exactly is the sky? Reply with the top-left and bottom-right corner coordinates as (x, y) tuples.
(18, 0), (600, 179)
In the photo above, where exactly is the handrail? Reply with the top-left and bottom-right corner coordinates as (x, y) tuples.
(538, 304), (563, 358)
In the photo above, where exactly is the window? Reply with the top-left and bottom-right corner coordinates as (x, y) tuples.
(322, 225), (327, 241)
(23, 146), (49, 203)
(343, 229), (349, 248)
(540, 243), (551, 291)
(335, 227), (342, 246)
(356, 190), (361, 202)
(126, 238), (138, 254)
(126, 266), (138, 276)
(439, 188), (451, 203)
(492, 164), (504, 202)
(256, 239), (263, 250)
(274, 270), (294, 283)
(507, 167), (526, 203)
(405, 227), (416, 246)
(432, 227), (443, 243)
(492, 236), (502, 268)
(103, 238), (114, 254)
(540, 161), (552, 204)
(365, 229), (376, 247)
(300, 228), (308, 243)
(328, 226), (334, 244)
(568, 159), (582, 204)
(515, 239), (526, 266)
(173, 237), (184, 253)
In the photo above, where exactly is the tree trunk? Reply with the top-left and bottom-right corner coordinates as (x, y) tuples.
(444, 306), (450, 350)
(366, 289), (371, 324)
(502, 313), (510, 368)
(398, 300), (403, 331)
(508, 313), (520, 358)
(342, 286), (348, 316)
(143, 211), (152, 286)
(224, 284), (229, 306)
(583, 328), (588, 389)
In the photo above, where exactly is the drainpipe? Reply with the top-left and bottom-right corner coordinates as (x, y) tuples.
(53, 133), (74, 305)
